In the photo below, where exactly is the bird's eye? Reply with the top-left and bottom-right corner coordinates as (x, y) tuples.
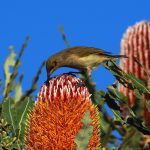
(49, 61), (57, 70)
(54, 60), (57, 66)
(49, 66), (54, 70)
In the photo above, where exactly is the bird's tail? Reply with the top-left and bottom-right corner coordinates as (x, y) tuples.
(100, 52), (128, 59)
(109, 54), (128, 58)
(101, 53), (127, 59)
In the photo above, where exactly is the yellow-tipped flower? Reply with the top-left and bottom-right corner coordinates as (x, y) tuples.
(25, 74), (100, 150)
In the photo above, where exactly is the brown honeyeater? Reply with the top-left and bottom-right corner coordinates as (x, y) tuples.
(46, 46), (127, 78)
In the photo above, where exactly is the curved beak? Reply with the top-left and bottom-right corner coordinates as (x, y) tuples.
(47, 68), (56, 79)
(47, 73), (51, 79)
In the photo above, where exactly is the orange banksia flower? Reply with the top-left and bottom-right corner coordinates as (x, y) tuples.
(119, 21), (150, 126)
(25, 74), (100, 150)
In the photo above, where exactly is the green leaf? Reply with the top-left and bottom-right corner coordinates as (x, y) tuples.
(2, 98), (16, 135)
(99, 112), (111, 147)
(97, 90), (106, 96)
(103, 61), (126, 79)
(14, 82), (22, 103)
(74, 111), (94, 150)
(3, 46), (16, 96)
(134, 89), (144, 100)
(145, 100), (150, 112)
(107, 86), (127, 104)
(58, 25), (70, 47)
(96, 97), (105, 106)
(100, 113), (109, 134)
(102, 147), (117, 150)
(15, 98), (34, 142)
(103, 61), (129, 88)
(14, 75), (23, 103)
(2, 97), (34, 146)
(126, 73), (150, 95)
(3, 37), (29, 98)
(112, 110), (124, 123)
(103, 60), (150, 97)
(96, 90), (106, 105)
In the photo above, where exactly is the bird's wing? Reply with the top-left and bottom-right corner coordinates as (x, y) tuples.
(62, 46), (112, 57)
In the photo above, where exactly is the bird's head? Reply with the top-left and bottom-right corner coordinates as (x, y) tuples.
(46, 57), (61, 79)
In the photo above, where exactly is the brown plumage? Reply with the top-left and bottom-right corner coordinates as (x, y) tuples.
(46, 46), (126, 78)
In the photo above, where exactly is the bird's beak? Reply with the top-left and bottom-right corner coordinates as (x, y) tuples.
(47, 72), (51, 80)
(47, 66), (58, 80)
(47, 68), (55, 80)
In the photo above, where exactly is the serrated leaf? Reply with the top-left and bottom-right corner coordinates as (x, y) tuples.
(103, 60), (150, 98)
(126, 73), (150, 95)
(14, 82), (22, 103)
(74, 111), (94, 150)
(97, 90), (106, 96)
(103, 61), (129, 89)
(145, 100), (150, 112)
(134, 89), (144, 100)
(14, 75), (23, 103)
(96, 97), (105, 106)
(108, 86), (127, 104)
(15, 97), (34, 142)
(112, 110), (124, 123)
(96, 90), (106, 106)
(103, 61), (125, 79)
(99, 107), (110, 134)
(3, 46), (16, 96)
(2, 98), (16, 135)
(2, 97), (34, 145)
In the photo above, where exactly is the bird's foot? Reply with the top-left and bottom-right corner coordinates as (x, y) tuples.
(64, 71), (82, 77)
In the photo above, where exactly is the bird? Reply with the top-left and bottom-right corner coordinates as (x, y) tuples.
(46, 46), (127, 79)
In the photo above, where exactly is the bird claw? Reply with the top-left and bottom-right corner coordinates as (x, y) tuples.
(64, 71), (82, 77)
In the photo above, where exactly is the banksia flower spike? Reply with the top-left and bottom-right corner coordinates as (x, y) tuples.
(119, 21), (150, 126)
(25, 74), (100, 150)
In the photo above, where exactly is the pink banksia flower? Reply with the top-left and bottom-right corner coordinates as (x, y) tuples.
(25, 74), (100, 150)
(119, 21), (150, 126)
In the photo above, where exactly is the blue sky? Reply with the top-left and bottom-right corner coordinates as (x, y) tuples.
(0, 0), (150, 95)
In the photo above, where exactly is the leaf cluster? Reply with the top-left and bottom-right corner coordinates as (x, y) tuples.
(0, 37), (45, 150)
